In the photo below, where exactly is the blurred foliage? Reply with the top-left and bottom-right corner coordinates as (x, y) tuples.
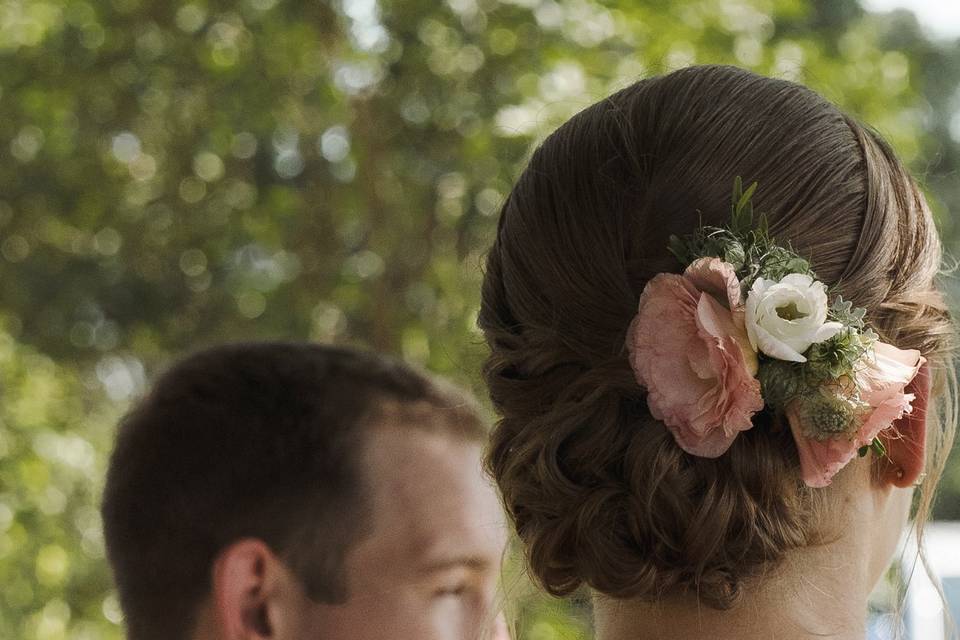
(0, 0), (959, 637)
(0, 322), (124, 639)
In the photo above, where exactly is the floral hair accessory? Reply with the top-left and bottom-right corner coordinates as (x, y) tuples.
(625, 178), (925, 487)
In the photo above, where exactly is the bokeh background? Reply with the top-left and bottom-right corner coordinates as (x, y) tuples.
(1, 0), (959, 638)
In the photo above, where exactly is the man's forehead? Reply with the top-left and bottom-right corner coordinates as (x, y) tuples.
(363, 423), (486, 517)
(357, 423), (504, 564)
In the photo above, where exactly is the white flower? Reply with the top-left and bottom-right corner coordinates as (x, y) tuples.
(745, 274), (843, 362)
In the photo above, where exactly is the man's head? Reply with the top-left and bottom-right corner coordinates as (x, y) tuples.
(101, 342), (506, 640)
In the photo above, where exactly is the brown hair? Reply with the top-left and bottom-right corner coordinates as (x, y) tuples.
(102, 341), (485, 640)
(479, 65), (956, 609)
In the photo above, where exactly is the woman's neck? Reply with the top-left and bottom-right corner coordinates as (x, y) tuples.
(593, 498), (882, 640)
(593, 580), (869, 640)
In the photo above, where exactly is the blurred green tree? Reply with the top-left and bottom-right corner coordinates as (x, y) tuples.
(0, 323), (124, 639)
(0, 0), (958, 637)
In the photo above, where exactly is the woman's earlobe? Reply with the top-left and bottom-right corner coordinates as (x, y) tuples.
(877, 361), (931, 488)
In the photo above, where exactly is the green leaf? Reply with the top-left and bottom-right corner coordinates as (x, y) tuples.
(737, 181), (758, 215)
(757, 212), (770, 238)
(667, 234), (688, 265)
(870, 437), (887, 457)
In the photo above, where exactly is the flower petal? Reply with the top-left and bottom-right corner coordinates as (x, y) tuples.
(780, 273), (815, 289)
(752, 320), (808, 362)
(730, 307), (759, 376)
(627, 274), (710, 428)
(858, 393), (916, 447)
(812, 321), (844, 343)
(744, 278), (771, 352)
(684, 257), (742, 310)
(855, 341), (925, 444)
(672, 420), (740, 458)
(786, 401), (859, 488)
(697, 292), (758, 376)
(862, 342), (924, 389)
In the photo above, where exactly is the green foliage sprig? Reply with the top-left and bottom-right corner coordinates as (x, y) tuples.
(669, 177), (814, 293)
(805, 297), (877, 384)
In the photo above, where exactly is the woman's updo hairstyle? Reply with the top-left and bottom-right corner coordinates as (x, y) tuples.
(479, 65), (956, 609)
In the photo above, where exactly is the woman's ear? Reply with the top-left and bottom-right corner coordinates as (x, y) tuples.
(211, 539), (307, 640)
(876, 361), (931, 488)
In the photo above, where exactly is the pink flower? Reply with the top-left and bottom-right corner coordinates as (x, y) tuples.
(788, 341), (925, 488)
(626, 257), (763, 457)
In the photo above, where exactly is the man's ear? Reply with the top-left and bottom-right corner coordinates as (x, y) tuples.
(211, 539), (306, 640)
(876, 361), (931, 488)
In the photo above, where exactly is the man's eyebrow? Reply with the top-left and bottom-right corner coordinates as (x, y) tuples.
(419, 555), (492, 573)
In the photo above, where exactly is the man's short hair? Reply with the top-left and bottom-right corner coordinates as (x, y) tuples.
(101, 342), (486, 640)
